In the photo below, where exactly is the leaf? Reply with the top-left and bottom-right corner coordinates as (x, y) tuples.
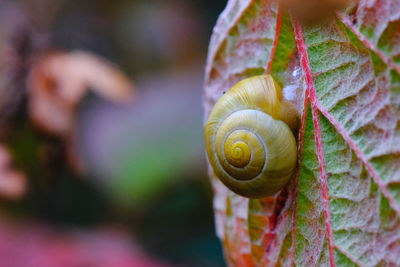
(28, 51), (135, 137)
(203, 0), (400, 266)
(27, 50), (135, 173)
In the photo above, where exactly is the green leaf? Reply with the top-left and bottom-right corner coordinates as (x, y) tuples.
(204, 0), (400, 266)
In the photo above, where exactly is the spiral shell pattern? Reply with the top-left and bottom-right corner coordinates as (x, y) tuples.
(205, 75), (298, 198)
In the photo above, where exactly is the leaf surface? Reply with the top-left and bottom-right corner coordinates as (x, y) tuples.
(203, 0), (400, 266)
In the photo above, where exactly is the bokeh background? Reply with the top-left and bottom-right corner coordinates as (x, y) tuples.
(0, 0), (227, 266)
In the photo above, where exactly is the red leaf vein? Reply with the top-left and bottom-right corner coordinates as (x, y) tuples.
(292, 17), (336, 267)
(265, 1), (282, 74)
(315, 101), (400, 216)
(334, 245), (366, 267)
(337, 12), (400, 75)
(290, 92), (309, 267)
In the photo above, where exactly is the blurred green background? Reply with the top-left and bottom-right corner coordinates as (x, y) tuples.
(0, 0), (228, 266)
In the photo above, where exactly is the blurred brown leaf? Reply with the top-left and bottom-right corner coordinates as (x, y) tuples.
(28, 51), (135, 137)
(282, 0), (355, 23)
(27, 50), (135, 174)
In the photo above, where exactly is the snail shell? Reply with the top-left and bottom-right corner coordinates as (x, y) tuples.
(205, 75), (299, 198)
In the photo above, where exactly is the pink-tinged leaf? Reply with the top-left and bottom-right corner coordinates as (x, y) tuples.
(204, 0), (400, 266)
(296, 14), (400, 266)
(341, 0), (400, 71)
(293, 19), (336, 266)
(204, 0), (280, 117)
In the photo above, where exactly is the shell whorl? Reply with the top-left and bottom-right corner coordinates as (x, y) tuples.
(205, 75), (298, 198)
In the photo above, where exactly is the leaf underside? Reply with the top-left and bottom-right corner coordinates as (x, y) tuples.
(203, 0), (400, 266)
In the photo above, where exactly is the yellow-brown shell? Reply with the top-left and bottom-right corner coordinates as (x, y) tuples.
(205, 75), (298, 198)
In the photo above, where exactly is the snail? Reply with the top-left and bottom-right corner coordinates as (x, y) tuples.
(205, 75), (299, 198)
